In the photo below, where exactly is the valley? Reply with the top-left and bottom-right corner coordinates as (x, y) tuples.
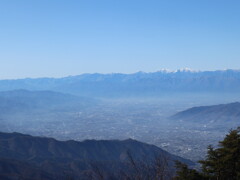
(0, 90), (238, 162)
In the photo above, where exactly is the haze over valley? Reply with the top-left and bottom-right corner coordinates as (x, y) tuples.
(0, 70), (239, 162)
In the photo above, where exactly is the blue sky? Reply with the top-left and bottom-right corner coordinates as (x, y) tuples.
(0, 0), (240, 79)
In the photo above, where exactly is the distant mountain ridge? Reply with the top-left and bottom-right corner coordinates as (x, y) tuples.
(0, 89), (96, 113)
(0, 69), (240, 97)
(0, 132), (193, 179)
(171, 102), (240, 128)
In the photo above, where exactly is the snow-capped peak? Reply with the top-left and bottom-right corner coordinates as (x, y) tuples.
(158, 68), (200, 73)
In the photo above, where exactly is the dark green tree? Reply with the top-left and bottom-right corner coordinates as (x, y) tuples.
(174, 161), (204, 180)
(200, 127), (240, 180)
(199, 145), (223, 179)
(174, 127), (240, 180)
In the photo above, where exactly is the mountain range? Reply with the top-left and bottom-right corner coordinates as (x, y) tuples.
(0, 132), (193, 180)
(0, 69), (240, 97)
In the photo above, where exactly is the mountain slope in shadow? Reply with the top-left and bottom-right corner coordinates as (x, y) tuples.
(0, 132), (193, 179)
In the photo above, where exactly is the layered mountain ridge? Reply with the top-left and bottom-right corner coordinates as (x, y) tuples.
(0, 69), (240, 97)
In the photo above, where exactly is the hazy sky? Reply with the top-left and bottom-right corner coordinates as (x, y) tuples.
(0, 0), (240, 79)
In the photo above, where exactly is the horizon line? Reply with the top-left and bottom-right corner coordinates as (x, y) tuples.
(1, 68), (240, 81)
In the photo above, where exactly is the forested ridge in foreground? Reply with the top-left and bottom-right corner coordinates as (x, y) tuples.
(0, 127), (239, 179)
(0, 132), (192, 180)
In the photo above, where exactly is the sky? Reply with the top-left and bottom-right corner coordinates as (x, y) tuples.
(0, 0), (240, 79)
